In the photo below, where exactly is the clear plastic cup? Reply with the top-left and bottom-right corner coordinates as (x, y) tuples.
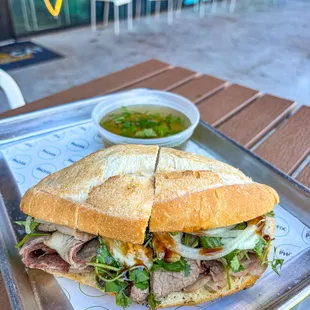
(91, 88), (200, 148)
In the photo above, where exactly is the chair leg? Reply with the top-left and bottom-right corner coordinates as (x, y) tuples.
(91, 0), (97, 31)
(211, 0), (217, 13)
(114, 4), (120, 35)
(146, 0), (151, 17)
(128, 2), (133, 30)
(104, 2), (109, 27)
(21, 0), (31, 31)
(221, 0), (227, 8)
(29, 0), (38, 30)
(168, 0), (173, 24)
(155, 1), (161, 19)
(199, 0), (205, 17)
(64, 0), (71, 25)
(136, 0), (141, 20)
(229, 0), (236, 13)
(176, 0), (182, 18)
(194, 0), (200, 12)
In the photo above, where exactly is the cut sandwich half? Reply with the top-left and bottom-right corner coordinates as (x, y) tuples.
(16, 145), (283, 309)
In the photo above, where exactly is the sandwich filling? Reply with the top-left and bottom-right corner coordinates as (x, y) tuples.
(17, 212), (283, 309)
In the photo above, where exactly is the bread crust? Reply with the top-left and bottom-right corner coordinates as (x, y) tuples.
(48, 271), (263, 309)
(150, 182), (279, 232)
(20, 145), (279, 244)
(157, 273), (262, 308)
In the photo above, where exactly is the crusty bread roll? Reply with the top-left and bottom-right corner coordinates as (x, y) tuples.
(21, 145), (159, 244)
(21, 145), (279, 244)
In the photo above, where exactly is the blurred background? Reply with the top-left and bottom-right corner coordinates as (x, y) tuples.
(1, 0), (310, 114)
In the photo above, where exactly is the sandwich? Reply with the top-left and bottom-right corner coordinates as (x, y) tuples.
(15, 145), (283, 309)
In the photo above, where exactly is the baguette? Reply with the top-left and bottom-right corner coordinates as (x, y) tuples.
(21, 145), (279, 244)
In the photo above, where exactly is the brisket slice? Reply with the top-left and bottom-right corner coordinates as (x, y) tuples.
(184, 254), (267, 293)
(20, 236), (70, 274)
(20, 234), (98, 274)
(151, 259), (200, 299)
(130, 286), (149, 303)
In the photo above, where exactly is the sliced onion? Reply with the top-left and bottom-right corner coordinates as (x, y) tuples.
(25, 216), (33, 234)
(170, 225), (257, 261)
(191, 225), (235, 237)
(202, 230), (245, 238)
(237, 234), (260, 250)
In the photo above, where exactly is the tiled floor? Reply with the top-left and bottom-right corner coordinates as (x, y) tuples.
(1, 0), (310, 114)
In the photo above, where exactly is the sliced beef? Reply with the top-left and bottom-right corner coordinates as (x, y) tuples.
(130, 286), (149, 303)
(200, 260), (227, 290)
(183, 275), (212, 293)
(76, 238), (99, 262)
(44, 232), (97, 270)
(151, 259), (200, 299)
(185, 254), (266, 293)
(20, 233), (98, 274)
(232, 253), (266, 277)
(38, 223), (57, 232)
(38, 222), (94, 241)
(20, 236), (70, 274)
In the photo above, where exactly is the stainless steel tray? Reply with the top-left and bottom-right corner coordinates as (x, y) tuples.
(0, 96), (309, 310)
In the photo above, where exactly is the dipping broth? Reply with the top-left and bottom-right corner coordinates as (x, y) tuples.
(100, 106), (190, 139)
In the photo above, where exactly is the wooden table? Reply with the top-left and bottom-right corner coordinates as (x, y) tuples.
(0, 59), (309, 309)
(1, 59), (309, 188)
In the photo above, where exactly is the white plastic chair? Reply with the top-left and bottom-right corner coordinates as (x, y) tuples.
(91, 0), (133, 36)
(0, 69), (25, 110)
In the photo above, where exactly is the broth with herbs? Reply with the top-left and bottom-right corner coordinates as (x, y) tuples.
(100, 106), (190, 139)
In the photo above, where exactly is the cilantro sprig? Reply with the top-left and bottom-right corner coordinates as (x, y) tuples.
(151, 257), (191, 276)
(148, 293), (160, 310)
(266, 211), (275, 217)
(104, 281), (132, 309)
(200, 236), (223, 249)
(129, 269), (149, 290)
(260, 241), (284, 276)
(90, 237), (154, 309)
(14, 218), (50, 248)
(233, 222), (247, 230)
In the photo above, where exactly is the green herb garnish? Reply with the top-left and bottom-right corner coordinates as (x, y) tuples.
(14, 218), (49, 248)
(268, 247), (284, 276)
(15, 232), (51, 248)
(147, 293), (160, 310)
(170, 232), (179, 236)
(143, 229), (153, 248)
(220, 250), (245, 290)
(224, 250), (245, 273)
(266, 211), (275, 217)
(129, 269), (149, 290)
(233, 222), (247, 230)
(200, 236), (223, 249)
(96, 237), (120, 267)
(100, 106), (188, 139)
(14, 219), (40, 231)
(253, 237), (267, 257)
(260, 243), (284, 276)
(183, 233), (190, 246)
(151, 257), (191, 276)
(105, 281), (132, 309)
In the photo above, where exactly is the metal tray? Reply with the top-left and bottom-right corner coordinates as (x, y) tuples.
(0, 96), (309, 310)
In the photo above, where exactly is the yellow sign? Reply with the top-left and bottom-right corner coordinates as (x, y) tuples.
(44, 0), (63, 17)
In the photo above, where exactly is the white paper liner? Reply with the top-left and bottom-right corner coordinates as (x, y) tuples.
(3, 123), (310, 310)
